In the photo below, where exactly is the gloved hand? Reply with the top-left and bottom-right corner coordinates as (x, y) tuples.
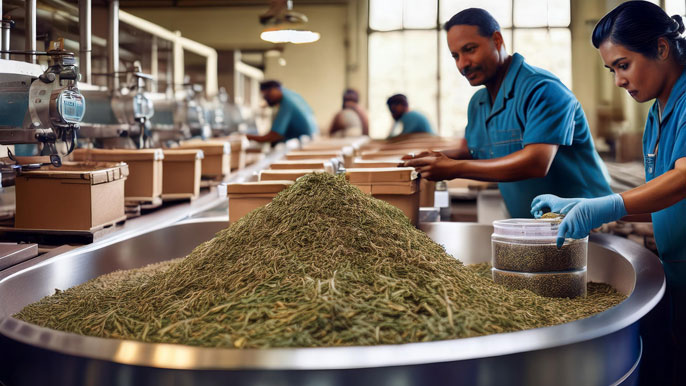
(556, 194), (627, 248)
(530, 194), (584, 218)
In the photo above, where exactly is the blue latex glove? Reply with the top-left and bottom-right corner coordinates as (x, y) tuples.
(530, 194), (584, 218)
(556, 194), (628, 248)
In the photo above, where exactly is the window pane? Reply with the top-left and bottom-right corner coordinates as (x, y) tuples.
(514, 0), (570, 27)
(440, 0), (512, 28)
(404, 0), (438, 29)
(370, 0), (403, 31)
(438, 29), (511, 138)
(513, 28), (572, 88)
(368, 31), (438, 139)
(666, 0), (686, 17)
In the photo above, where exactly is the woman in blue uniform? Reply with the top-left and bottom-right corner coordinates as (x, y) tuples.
(531, 2), (686, 384)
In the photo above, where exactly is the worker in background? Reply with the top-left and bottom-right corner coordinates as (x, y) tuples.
(402, 8), (612, 218)
(531, 3), (686, 384)
(247, 80), (317, 143)
(328, 89), (369, 137)
(386, 94), (435, 138)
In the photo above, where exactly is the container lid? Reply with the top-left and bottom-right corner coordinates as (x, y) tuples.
(346, 167), (417, 184)
(19, 161), (129, 185)
(72, 148), (164, 161)
(227, 180), (294, 194)
(492, 218), (565, 240)
(162, 149), (204, 161)
(176, 141), (230, 155)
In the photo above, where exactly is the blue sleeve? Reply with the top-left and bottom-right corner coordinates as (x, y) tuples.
(271, 100), (293, 136)
(670, 123), (686, 168)
(521, 80), (576, 146)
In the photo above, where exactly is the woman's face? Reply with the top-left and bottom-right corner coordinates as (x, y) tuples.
(599, 39), (666, 103)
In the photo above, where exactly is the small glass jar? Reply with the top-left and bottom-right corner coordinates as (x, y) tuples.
(491, 219), (588, 272)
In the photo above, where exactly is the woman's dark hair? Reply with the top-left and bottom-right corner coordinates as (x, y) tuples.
(592, 1), (686, 64)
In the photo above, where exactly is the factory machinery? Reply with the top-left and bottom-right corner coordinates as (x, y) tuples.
(0, 1), (666, 385)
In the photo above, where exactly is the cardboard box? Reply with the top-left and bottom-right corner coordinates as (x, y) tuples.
(258, 169), (329, 181)
(227, 180), (293, 222)
(285, 150), (342, 161)
(161, 149), (203, 200)
(176, 140), (230, 180)
(15, 162), (128, 231)
(72, 148), (163, 203)
(346, 167), (420, 225)
(351, 161), (435, 207)
(228, 136), (249, 171)
(269, 160), (335, 174)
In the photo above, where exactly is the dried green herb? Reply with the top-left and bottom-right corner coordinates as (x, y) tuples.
(492, 268), (587, 298)
(540, 212), (564, 219)
(15, 173), (625, 349)
(492, 239), (587, 272)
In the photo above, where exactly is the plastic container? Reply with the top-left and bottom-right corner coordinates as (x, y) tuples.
(491, 219), (588, 272)
(492, 267), (587, 298)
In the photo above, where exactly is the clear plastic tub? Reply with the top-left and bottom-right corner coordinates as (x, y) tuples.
(491, 219), (588, 273)
(492, 267), (587, 298)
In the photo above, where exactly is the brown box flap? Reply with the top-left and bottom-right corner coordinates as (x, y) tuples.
(352, 159), (401, 168)
(285, 150), (342, 160)
(270, 160), (334, 172)
(176, 141), (230, 155)
(346, 167), (417, 184)
(19, 161), (129, 185)
(72, 148), (164, 162)
(162, 149), (204, 161)
(227, 180), (294, 194)
(259, 169), (326, 181)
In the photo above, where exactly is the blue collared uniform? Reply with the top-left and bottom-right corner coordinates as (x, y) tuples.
(271, 88), (317, 141)
(465, 53), (612, 218)
(389, 110), (435, 138)
(643, 69), (686, 348)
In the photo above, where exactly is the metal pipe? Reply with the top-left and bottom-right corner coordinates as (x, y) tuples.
(24, 0), (35, 63)
(150, 35), (158, 93)
(0, 0), (8, 60)
(108, 0), (119, 91)
(78, 0), (91, 84)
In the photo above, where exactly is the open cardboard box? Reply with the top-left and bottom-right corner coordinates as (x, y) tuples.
(15, 162), (128, 231)
(346, 167), (420, 225)
(269, 160), (335, 174)
(176, 140), (230, 180)
(71, 148), (163, 203)
(161, 149), (203, 201)
(227, 180), (293, 222)
(259, 169), (330, 182)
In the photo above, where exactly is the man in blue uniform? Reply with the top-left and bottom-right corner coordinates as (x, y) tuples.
(402, 8), (612, 218)
(247, 80), (317, 143)
(386, 94), (435, 138)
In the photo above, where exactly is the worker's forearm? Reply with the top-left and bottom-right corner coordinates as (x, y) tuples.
(621, 160), (686, 214)
(441, 139), (470, 159)
(450, 144), (557, 182)
(247, 131), (283, 143)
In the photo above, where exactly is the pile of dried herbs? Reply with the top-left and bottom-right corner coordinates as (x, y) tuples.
(15, 173), (625, 348)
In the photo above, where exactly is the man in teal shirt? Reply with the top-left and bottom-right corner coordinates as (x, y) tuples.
(247, 80), (317, 143)
(386, 94), (435, 138)
(403, 8), (612, 218)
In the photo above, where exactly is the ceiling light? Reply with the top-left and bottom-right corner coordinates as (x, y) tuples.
(259, 0), (320, 44)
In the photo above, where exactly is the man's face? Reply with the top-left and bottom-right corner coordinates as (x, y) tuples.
(446, 25), (503, 86)
(388, 103), (407, 121)
(261, 87), (282, 107)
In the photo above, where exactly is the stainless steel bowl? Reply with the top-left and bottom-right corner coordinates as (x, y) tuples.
(0, 221), (664, 386)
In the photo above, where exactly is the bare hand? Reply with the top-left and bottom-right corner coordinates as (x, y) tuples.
(400, 150), (433, 161)
(401, 151), (459, 181)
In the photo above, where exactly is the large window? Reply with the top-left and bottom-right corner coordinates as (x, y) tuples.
(368, 0), (570, 138)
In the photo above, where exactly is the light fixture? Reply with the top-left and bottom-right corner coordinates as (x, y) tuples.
(259, 0), (320, 44)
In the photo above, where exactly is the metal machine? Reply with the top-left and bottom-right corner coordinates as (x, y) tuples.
(79, 67), (154, 149)
(0, 42), (85, 166)
(0, 220), (665, 386)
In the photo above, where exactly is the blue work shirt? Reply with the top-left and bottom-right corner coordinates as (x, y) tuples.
(271, 88), (317, 141)
(465, 53), (612, 218)
(644, 69), (686, 265)
(389, 110), (435, 138)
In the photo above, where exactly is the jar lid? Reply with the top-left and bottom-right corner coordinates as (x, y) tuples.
(492, 218), (562, 240)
